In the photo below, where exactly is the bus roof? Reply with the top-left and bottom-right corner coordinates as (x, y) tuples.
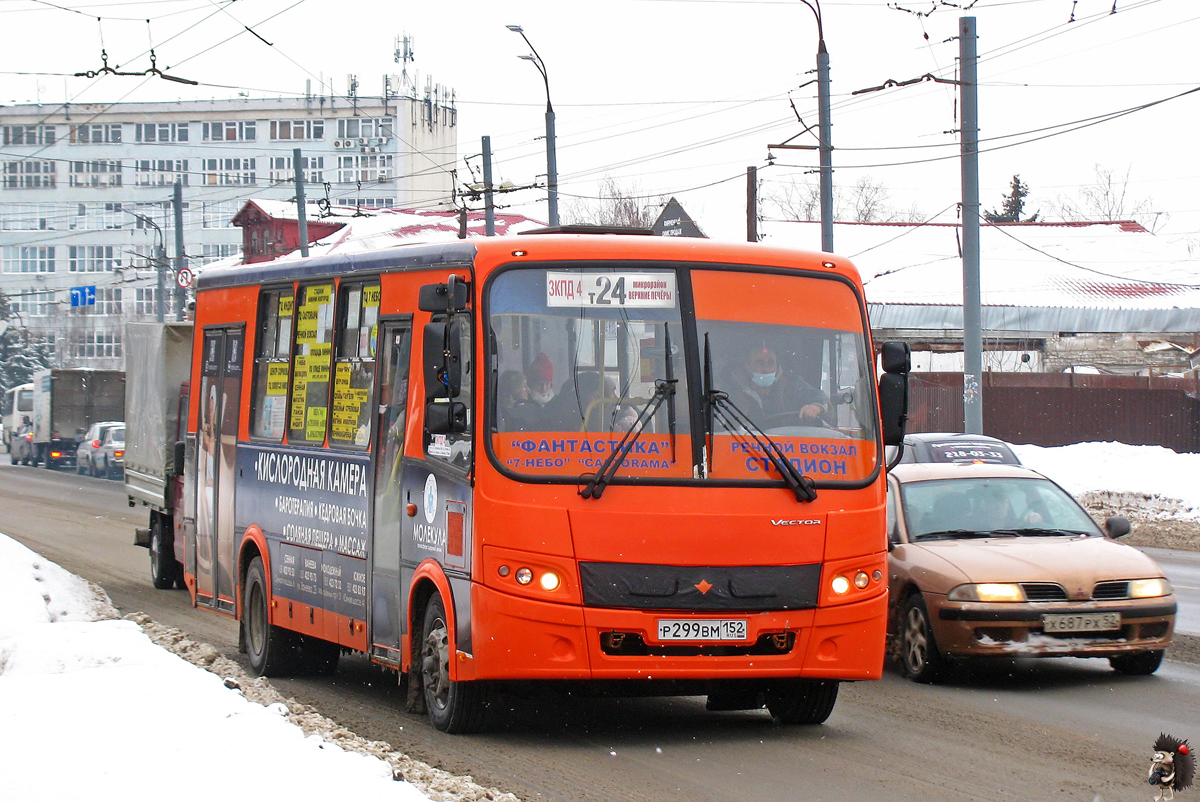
(196, 234), (857, 292)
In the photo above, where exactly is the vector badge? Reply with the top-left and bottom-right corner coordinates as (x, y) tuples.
(1149, 733), (1195, 801)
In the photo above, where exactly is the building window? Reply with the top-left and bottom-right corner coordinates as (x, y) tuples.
(72, 202), (126, 230)
(10, 290), (55, 317)
(202, 121), (255, 142)
(200, 200), (240, 228)
(1, 203), (60, 231)
(134, 159), (189, 186)
(336, 118), (391, 140)
(2, 125), (56, 146)
(337, 154), (392, 184)
(2, 161), (56, 189)
(135, 122), (189, 143)
(2, 245), (56, 273)
(201, 158), (256, 186)
(270, 119), (324, 141)
(68, 160), (123, 188)
(336, 198), (393, 209)
(69, 124), (122, 144)
(201, 244), (240, 264)
(70, 330), (121, 359)
(134, 287), (161, 316)
(69, 245), (120, 273)
(268, 156), (324, 184)
(75, 287), (122, 315)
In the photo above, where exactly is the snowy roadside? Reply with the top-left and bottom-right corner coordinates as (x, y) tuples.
(0, 534), (516, 802)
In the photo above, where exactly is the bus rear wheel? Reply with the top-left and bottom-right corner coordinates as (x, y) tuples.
(420, 594), (488, 733)
(766, 679), (839, 725)
(243, 556), (301, 676)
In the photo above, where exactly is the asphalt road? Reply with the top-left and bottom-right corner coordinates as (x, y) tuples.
(2, 453), (1198, 802)
(1144, 547), (1200, 635)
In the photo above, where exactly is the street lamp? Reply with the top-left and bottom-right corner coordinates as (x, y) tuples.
(127, 211), (167, 323)
(507, 24), (559, 227)
(798, 0), (833, 253)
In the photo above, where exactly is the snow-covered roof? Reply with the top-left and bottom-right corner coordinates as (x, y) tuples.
(759, 219), (1200, 333)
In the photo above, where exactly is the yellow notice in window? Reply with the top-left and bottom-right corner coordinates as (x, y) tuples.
(278, 295), (294, 317)
(363, 285), (381, 307)
(305, 405), (327, 442)
(305, 284), (332, 305)
(266, 363), (289, 395)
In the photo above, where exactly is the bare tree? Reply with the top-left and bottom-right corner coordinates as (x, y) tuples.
(763, 175), (919, 224)
(564, 178), (665, 228)
(1048, 165), (1165, 232)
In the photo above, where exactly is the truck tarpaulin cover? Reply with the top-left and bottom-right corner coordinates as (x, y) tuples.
(125, 323), (193, 483)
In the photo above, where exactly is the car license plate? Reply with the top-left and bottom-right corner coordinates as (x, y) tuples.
(657, 619), (747, 641)
(1041, 613), (1121, 632)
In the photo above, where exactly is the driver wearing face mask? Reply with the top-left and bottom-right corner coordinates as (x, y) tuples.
(731, 344), (828, 426)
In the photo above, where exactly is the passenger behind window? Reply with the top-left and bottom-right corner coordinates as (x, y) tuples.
(497, 369), (533, 432)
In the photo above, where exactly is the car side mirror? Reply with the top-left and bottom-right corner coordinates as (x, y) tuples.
(1105, 515), (1131, 539)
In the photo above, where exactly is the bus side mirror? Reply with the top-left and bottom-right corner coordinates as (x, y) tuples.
(418, 276), (470, 313)
(426, 401), (468, 434)
(423, 321), (462, 399)
(879, 342), (910, 447)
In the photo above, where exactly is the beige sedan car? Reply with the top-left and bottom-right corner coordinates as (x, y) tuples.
(887, 462), (1175, 682)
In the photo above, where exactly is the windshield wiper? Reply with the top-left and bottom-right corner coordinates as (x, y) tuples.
(708, 389), (817, 504)
(914, 529), (1019, 541)
(1004, 528), (1092, 537)
(580, 378), (676, 500)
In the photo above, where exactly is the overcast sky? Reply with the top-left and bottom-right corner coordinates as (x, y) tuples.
(2, 0), (1198, 244)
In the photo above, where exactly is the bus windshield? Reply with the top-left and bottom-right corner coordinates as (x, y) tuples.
(693, 269), (878, 483)
(489, 265), (692, 479)
(487, 264), (878, 483)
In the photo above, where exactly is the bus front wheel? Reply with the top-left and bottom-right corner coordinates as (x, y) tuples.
(766, 679), (839, 725)
(243, 557), (301, 676)
(420, 594), (488, 733)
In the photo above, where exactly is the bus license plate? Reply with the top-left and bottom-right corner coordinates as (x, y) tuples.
(1041, 613), (1120, 632)
(657, 619), (747, 642)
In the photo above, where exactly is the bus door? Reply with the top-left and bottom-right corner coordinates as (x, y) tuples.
(195, 326), (244, 613)
(369, 320), (413, 664)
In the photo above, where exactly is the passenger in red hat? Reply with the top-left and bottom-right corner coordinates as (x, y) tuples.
(524, 353), (556, 407)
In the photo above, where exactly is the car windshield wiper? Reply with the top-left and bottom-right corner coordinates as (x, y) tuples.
(914, 529), (1019, 541)
(1004, 528), (1093, 537)
(579, 378), (676, 501)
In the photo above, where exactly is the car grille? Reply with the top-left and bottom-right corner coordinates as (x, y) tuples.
(1092, 581), (1130, 600)
(1021, 583), (1068, 602)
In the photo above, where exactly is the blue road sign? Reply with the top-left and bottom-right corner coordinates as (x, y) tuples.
(70, 286), (96, 307)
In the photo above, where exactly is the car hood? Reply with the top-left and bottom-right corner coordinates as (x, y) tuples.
(910, 535), (1166, 587)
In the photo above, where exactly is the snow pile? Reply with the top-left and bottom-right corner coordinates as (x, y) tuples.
(0, 535), (432, 802)
(1013, 441), (1200, 521)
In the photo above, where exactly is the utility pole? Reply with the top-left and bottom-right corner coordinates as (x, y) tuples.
(746, 166), (758, 242)
(960, 16), (983, 434)
(507, 25), (559, 227)
(293, 148), (310, 257)
(816, 36), (834, 253)
(155, 240), (166, 323)
(482, 136), (496, 236)
(172, 182), (186, 322)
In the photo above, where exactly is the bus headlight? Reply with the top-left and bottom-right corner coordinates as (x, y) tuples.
(831, 575), (851, 595)
(539, 571), (561, 591)
(515, 567), (533, 586)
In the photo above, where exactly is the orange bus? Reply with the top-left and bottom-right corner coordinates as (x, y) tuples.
(182, 230), (910, 732)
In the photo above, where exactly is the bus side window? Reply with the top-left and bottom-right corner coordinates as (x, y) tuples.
(249, 288), (294, 441)
(288, 282), (335, 444)
(329, 282), (380, 449)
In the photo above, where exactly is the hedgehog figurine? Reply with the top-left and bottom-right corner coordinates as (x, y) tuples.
(1150, 733), (1195, 802)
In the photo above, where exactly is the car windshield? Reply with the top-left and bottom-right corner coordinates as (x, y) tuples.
(901, 476), (1102, 540)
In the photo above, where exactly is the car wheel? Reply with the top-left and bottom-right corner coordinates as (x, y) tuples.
(149, 516), (176, 590)
(75, 458), (85, 475)
(902, 594), (947, 683)
(1110, 650), (1164, 675)
(421, 594), (488, 733)
(766, 679), (839, 724)
(243, 556), (302, 676)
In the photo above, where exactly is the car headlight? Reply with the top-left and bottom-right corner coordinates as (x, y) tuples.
(947, 583), (1026, 603)
(1129, 578), (1172, 598)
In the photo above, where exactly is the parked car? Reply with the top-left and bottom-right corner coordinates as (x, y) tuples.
(892, 432), (1022, 465)
(94, 425), (125, 479)
(75, 421), (124, 477)
(12, 422), (35, 466)
(886, 461), (1174, 682)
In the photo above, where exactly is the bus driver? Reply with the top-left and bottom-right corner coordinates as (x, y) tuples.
(728, 343), (829, 427)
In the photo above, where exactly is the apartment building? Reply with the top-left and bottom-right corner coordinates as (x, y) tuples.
(0, 91), (457, 369)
